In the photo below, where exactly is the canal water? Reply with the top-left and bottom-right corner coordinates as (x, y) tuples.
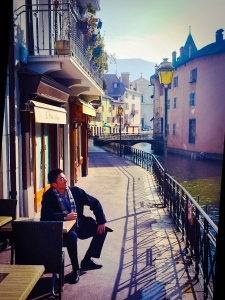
(132, 143), (223, 225)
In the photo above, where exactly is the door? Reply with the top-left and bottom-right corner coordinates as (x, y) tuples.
(34, 123), (51, 212)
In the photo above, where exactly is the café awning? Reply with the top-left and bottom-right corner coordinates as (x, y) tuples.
(102, 123), (111, 127)
(78, 99), (96, 117)
(28, 100), (67, 124)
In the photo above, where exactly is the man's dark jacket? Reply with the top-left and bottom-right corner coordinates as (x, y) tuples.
(40, 186), (107, 226)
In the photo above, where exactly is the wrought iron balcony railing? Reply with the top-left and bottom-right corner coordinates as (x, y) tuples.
(14, 2), (103, 87)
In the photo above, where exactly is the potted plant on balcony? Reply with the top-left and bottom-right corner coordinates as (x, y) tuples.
(77, 2), (96, 35)
(54, 1), (70, 55)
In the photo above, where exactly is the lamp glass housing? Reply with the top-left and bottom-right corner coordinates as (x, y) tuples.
(118, 105), (123, 115)
(157, 58), (174, 86)
(158, 70), (174, 85)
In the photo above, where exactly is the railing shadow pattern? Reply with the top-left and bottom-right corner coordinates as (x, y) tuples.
(94, 139), (217, 300)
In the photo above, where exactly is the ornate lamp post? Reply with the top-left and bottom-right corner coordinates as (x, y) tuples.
(157, 58), (174, 172)
(118, 105), (123, 156)
(157, 58), (174, 207)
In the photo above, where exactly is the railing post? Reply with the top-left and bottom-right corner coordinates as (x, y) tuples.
(163, 170), (167, 208)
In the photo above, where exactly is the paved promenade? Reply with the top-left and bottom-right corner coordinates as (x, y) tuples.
(0, 141), (203, 299)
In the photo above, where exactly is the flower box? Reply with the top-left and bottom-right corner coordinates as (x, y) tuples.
(55, 40), (70, 55)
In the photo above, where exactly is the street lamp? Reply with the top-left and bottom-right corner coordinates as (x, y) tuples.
(157, 58), (174, 208)
(118, 105), (123, 156)
(157, 58), (174, 172)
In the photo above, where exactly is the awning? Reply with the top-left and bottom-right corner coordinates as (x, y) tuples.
(79, 99), (96, 117)
(102, 123), (111, 127)
(28, 100), (67, 124)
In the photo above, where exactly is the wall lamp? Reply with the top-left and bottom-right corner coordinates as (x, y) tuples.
(73, 121), (79, 129)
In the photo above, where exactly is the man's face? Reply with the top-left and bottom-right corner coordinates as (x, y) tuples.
(52, 172), (68, 190)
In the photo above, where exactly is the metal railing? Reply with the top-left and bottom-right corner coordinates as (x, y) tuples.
(93, 140), (217, 299)
(14, 2), (103, 87)
(95, 133), (153, 140)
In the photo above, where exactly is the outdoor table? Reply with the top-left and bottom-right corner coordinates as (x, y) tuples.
(0, 216), (12, 227)
(0, 264), (45, 299)
(0, 217), (75, 264)
(0, 217), (75, 233)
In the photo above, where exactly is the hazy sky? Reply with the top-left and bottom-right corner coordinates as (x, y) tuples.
(97, 0), (225, 64)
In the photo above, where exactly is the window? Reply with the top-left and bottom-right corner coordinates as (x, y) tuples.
(173, 97), (177, 109)
(141, 95), (144, 103)
(125, 103), (129, 110)
(190, 68), (197, 82)
(173, 76), (178, 87)
(189, 92), (195, 106)
(189, 119), (196, 144)
(166, 123), (169, 136)
(125, 93), (128, 98)
(167, 99), (170, 110)
(112, 105), (114, 110)
(113, 83), (117, 88)
(132, 95), (135, 100)
(173, 124), (176, 136)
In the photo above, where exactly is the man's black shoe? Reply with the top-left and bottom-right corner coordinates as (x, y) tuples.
(105, 226), (113, 232)
(81, 259), (103, 269)
(70, 270), (80, 284)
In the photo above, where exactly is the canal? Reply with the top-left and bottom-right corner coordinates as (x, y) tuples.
(132, 143), (223, 225)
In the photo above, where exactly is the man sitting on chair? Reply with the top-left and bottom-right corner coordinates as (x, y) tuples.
(40, 168), (113, 284)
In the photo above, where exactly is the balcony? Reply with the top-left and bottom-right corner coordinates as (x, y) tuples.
(131, 110), (138, 116)
(15, 2), (104, 96)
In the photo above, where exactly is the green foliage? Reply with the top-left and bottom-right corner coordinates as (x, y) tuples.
(179, 177), (221, 205)
(86, 3), (96, 15)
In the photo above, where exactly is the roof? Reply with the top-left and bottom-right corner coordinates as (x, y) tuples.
(104, 74), (126, 97)
(174, 29), (225, 67)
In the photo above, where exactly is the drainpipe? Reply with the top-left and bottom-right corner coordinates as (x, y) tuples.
(9, 3), (17, 200)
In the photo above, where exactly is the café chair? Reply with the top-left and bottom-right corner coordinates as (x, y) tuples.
(12, 221), (65, 299)
(0, 199), (17, 263)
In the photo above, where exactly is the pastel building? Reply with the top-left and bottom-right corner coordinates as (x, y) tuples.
(150, 29), (225, 160)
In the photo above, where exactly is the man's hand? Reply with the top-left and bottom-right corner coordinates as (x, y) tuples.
(65, 212), (77, 220)
(97, 224), (105, 234)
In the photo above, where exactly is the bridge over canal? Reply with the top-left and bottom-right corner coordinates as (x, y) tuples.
(93, 133), (163, 151)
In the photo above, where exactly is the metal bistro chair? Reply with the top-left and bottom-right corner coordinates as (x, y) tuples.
(0, 199), (17, 263)
(12, 221), (65, 299)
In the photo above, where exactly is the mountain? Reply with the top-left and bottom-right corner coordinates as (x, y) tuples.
(106, 58), (157, 81)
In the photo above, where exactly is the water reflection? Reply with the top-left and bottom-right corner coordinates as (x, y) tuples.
(132, 142), (223, 224)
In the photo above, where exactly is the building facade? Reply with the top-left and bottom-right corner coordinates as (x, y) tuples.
(104, 72), (142, 134)
(130, 76), (154, 130)
(150, 29), (225, 160)
(1, 0), (106, 217)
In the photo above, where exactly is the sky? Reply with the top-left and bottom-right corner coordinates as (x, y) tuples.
(97, 0), (225, 65)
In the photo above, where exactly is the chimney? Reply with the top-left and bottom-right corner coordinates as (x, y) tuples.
(216, 29), (224, 46)
(172, 51), (176, 66)
(121, 72), (130, 89)
(135, 82), (139, 92)
(180, 46), (185, 61)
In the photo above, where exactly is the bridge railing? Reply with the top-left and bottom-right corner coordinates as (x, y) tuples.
(93, 140), (217, 299)
(95, 132), (154, 140)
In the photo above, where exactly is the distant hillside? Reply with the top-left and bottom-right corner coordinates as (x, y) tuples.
(106, 58), (157, 81)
